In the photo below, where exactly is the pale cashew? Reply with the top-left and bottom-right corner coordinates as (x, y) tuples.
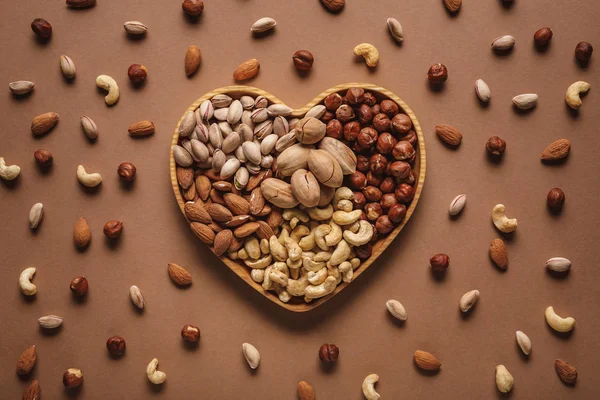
(275, 285), (291, 303)
(308, 268), (328, 285)
(250, 268), (264, 283)
(269, 269), (288, 287)
(303, 257), (327, 272)
(306, 204), (334, 221)
(290, 217), (300, 229)
(324, 221), (343, 247)
(336, 199), (353, 212)
(76, 165), (102, 187)
(354, 43), (379, 67)
(0, 157), (21, 181)
(290, 268), (299, 280)
(245, 237), (261, 260)
(272, 261), (289, 276)
(334, 187), (354, 204)
(565, 81), (590, 110)
(333, 210), (362, 226)
(312, 251), (332, 262)
(304, 276), (337, 299)
(330, 240), (351, 266)
(242, 343), (260, 370)
(290, 225), (310, 242)
(284, 238), (302, 261)
(491, 204), (517, 233)
(362, 374), (380, 400)
(238, 248), (249, 260)
(314, 224), (332, 250)
(545, 306), (576, 332)
(350, 258), (361, 270)
(19, 267), (37, 296)
(346, 221), (360, 233)
(262, 265), (274, 290)
(343, 220), (374, 246)
(327, 263), (342, 284)
(96, 75), (119, 105)
(282, 208), (309, 223)
(287, 271), (309, 296)
(286, 258), (302, 269)
(260, 238), (270, 254)
(269, 235), (288, 261)
(244, 255), (272, 269)
(338, 261), (353, 282)
(228, 250), (239, 260)
(299, 227), (316, 251)
(146, 358), (166, 384)
(302, 251), (316, 258)
(278, 227), (290, 245)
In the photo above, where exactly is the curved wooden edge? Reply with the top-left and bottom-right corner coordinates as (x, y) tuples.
(169, 83), (427, 312)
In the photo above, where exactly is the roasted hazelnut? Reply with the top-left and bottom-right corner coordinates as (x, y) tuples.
(343, 121), (361, 141)
(380, 99), (399, 118)
(363, 186), (382, 202)
(352, 192), (366, 209)
(392, 141), (415, 161)
(379, 177), (396, 194)
(321, 111), (335, 123)
(356, 155), (370, 172)
(70, 276), (88, 297)
(324, 93), (343, 111)
(103, 220), (123, 239)
(357, 104), (374, 124)
(182, 0), (204, 16)
(326, 119), (343, 139)
(355, 243), (372, 259)
(399, 130), (417, 147)
(106, 336), (126, 358)
(395, 183), (415, 203)
(369, 223), (379, 243)
(369, 154), (387, 174)
(376, 132), (397, 154)
(63, 368), (83, 388)
(547, 188), (565, 212)
(348, 171), (367, 190)
(375, 215), (394, 234)
(363, 91), (377, 106)
(117, 162), (137, 182)
(486, 136), (506, 156)
(427, 63), (448, 84)
(391, 113), (412, 135)
(357, 127), (378, 149)
(364, 202), (383, 221)
(319, 344), (339, 363)
(372, 113), (391, 132)
(371, 104), (381, 115)
(345, 87), (365, 105)
(336, 104), (355, 123)
(387, 161), (411, 179)
(34, 149), (53, 167)
(181, 324), (201, 343)
(292, 50), (314, 71)
(534, 27), (553, 47)
(31, 18), (52, 39)
(575, 41), (593, 61)
(388, 203), (407, 224)
(380, 193), (398, 212)
(430, 253), (449, 271)
(128, 64), (148, 84)
(366, 171), (383, 187)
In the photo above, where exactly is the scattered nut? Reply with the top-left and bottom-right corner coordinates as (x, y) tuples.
(491, 204), (517, 233)
(128, 120), (155, 137)
(16, 345), (37, 376)
(443, 0), (462, 12)
(181, 324), (201, 343)
(66, 0), (96, 8)
(448, 194), (466, 216)
(103, 220), (123, 239)
(492, 35), (516, 51)
(19, 267), (37, 296)
(414, 350), (441, 371)
(565, 81), (590, 110)
(33, 149), (53, 167)
(545, 306), (575, 332)
(547, 188), (565, 212)
(546, 257), (571, 273)
(486, 136), (506, 156)
(512, 93), (538, 110)
(128, 64), (148, 83)
(534, 27), (553, 47)
(475, 79), (491, 102)
(73, 217), (92, 248)
(29, 203), (43, 229)
(60, 55), (76, 79)
(0, 157), (20, 180)
(23, 379), (41, 400)
(117, 162), (137, 181)
(63, 368), (83, 388)
(362, 374), (380, 400)
(185, 45), (202, 76)
(541, 139), (571, 162)
(319, 343), (339, 363)
(146, 358), (166, 384)
(292, 50), (314, 71)
(555, 359), (577, 385)
(96, 75), (119, 105)
(182, 0), (204, 16)
(435, 124), (462, 146)
(495, 365), (514, 393)
(38, 315), (63, 329)
(8, 80), (35, 95)
(297, 380), (315, 400)
(320, 0), (345, 12)
(31, 112), (59, 136)
(129, 285), (145, 309)
(251, 17), (276, 33)
(31, 18), (52, 39)
(124, 21), (148, 35)
(459, 289), (480, 312)
(106, 336), (126, 357)
(70, 276), (88, 297)
(168, 262), (193, 286)
(575, 41), (593, 62)
(515, 331), (531, 355)
(386, 299), (407, 321)
(489, 238), (508, 270)
(429, 253), (449, 271)
(242, 342), (261, 369)
(353, 43), (379, 67)
(77, 165), (102, 187)
(386, 17), (403, 43)
(427, 63), (448, 84)
(233, 59), (260, 81)
(80, 116), (98, 140)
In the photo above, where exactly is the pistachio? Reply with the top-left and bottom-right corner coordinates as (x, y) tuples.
(29, 203), (44, 229)
(80, 116), (98, 140)
(250, 17), (276, 33)
(59, 55), (76, 79)
(124, 21), (148, 35)
(475, 79), (491, 102)
(9, 81), (35, 95)
(386, 17), (403, 43)
(492, 35), (516, 51)
(512, 93), (538, 110)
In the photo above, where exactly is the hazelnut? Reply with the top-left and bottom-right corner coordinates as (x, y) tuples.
(392, 141), (415, 161)
(370, 223), (379, 243)
(575, 41), (593, 61)
(182, 0), (204, 16)
(363, 91), (377, 106)
(324, 93), (342, 111)
(379, 177), (396, 193)
(369, 154), (387, 174)
(380, 193), (398, 212)
(69, 276), (88, 297)
(63, 368), (83, 388)
(372, 113), (391, 132)
(534, 27), (553, 47)
(103, 220), (123, 239)
(352, 192), (366, 209)
(321, 111), (335, 123)
(318, 344), (339, 363)
(355, 243), (372, 259)
(326, 119), (343, 139)
(343, 121), (361, 141)
(348, 171), (367, 190)
(336, 104), (355, 123)
(430, 253), (449, 271)
(375, 215), (394, 234)
(117, 162), (137, 182)
(391, 113), (412, 135)
(371, 104), (381, 115)
(380, 99), (399, 118)
(106, 336), (126, 358)
(547, 188), (565, 212)
(181, 324), (201, 343)
(366, 171), (383, 187)
(128, 64), (148, 84)
(345, 87), (365, 105)
(363, 186), (382, 202)
(399, 129), (418, 147)
(364, 202), (383, 221)
(292, 50), (314, 71)
(34, 149), (53, 167)
(388, 203), (407, 224)
(427, 63), (448, 84)
(486, 136), (506, 156)
(376, 132), (397, 154)
(387, 161), (411, 179)
(357, 104), (374, 124)
(356, 155), (370, 172)
(395, 183), (415, 203)
(31, 18), (52, 39)
(357, 127), (378, 149)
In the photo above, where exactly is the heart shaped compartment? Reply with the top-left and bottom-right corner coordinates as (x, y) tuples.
(170, 83), (426, 312)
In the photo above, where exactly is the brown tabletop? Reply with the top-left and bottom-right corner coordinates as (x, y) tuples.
(1, 0), (599, 398)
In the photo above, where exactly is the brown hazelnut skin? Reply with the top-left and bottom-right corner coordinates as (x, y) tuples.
(292, 50), (314, 71)
(366, 171), (383, 187)
(395, 183), (415, 203)
(575, 41), (593, 61)
(326, 119), (343, 139)
(103, 220), (124, 239)
(324, 93), (342, 111)
(34, 149), (53, 167)
(117, 162), (137, 182)
(547, 188), (565, 212)
(63, 369), (83, 388)
(357, 104), (374, 124)
(380, 100), (399, 118)
(356, 155), (370, 172)
(388, 203), (407, 224)
(486, 136), (506, 156)
(364, 202), (383, 221)
(372, 113), (391, 132)
(427, 63), (448, 84)
(318, 344), (339, 363)
(371, 104), (381, 115)
(336, 105), (355, 123)
(352, 192), (366, 209)
(69, 276), (88, 297)
(534, 27), (553, 47)
(430, 253), (450, 271)
(355, 243), (372, 259)
(357, 127), (378, 149)
(363, 92), (377, 106)
(391, 113), (412, 135)
(380, 193), (398, 212)
(376, 132), (397, 154)
(392, 141), (415, 161)
(181, 324), (201, 343)
(31, 18), (52, 39)
(106, 336), (126, 358)
(343, 121), (361, 141)
(387, 161), (411, 179)
(321, 111), (335, 123)
(399, 130), (418, 147)
(346, 87), (365, 105)
(182, 0), (204, 16)
(128, 64), (148, 84)
(379, 177), (396, 194)
(375, 215), (394, 234)
(363, 186), (382, 202)
(348, 171), (367, 190)
(369, 154), (387, 174)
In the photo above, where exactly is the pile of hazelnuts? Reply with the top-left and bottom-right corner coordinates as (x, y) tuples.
(317, 87), (418, 258)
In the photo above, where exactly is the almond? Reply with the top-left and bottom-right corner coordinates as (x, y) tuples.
(185, 45), (202, 76)
(233, 59), (260, 81)
(249, 187), (265, 215)
(73, 217), (91, 248)
(16, 345), (37, 375)
(213, 229), (233, 256)
(320, 0), (345, 12)
(195, 175), (211, 201)
(209, 222), (223, 233)
(177, 167), (194, 189)
(229, 237), (244, 252)
(255, 220), (275, 240)
(22, 380), (41, 400)
(31, 112), (59, 136)
(167, 262), (192, 286)
(266, 208), (283, 229)
(541, 139), (571, 162)
(128, 120), (155, 137)
(443, 0), (462, 12)
(489, 238), (508, 270)
(222, 215), (251, 228)
(207, 203), (233, 222)
(555, 359), (577, 385)
(66, 0), (96, 8)
(223, 193), (250, 215)
(246, 169), (272, 192)
(183, 183), (197, 201)
(190, 222), (215, 244)
(233, 222), (260, 238)
(297, 380), (316, 400)
(184, 200), (212, 224)
(414, 350), (441, 371)
(435, 124), (462, 146)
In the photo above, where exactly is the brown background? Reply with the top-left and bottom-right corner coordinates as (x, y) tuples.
(1, 0), (599, 398)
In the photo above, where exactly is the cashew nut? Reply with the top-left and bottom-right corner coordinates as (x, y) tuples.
(228, 250), (239, 260)
(330, 239), (351, 266)
(284, 238), (302, 261)
(308, 268), (328, 285)
(238, 248), (249, 260)
(314, 224), (332, 250)
(251, 268), (264, 283)
(336, 199), (354, 212)
(76, 165), (102, 187)
(332, 210), (362, 226)
(338, 261), (353, 282)
(362, 374), (380, 400)
(491, 204), (517, 233)
(350, 258), (360, 269)
(262, 265), (274, 290)
(269, 235), (288, 261)
(290, 217), (300, 229)
(269, 269), (288, 287)
(303, 257), (327, 272)
(545, 306), (576, 332)
(146, 358), (166, 384)
(306, 204), (334, 221)
(354, 43), (379, 67)
(286, 258), (302, 269)
(275, 285), (291, 303)
(0, 157), (21, 181)
(312, 251), (332, 262)
(325, 221), (343, 247)
(287, 271), (309, 296)
(282, 208), (309, 223)
(245, 237), (261, 260)
(242, 343), (260, 369)
(19, 267), (37, 296)
(95, 75), (119, 105)
(327, 263), (342, 284)
(304, 276), (337, 299)
(565, 81), (590, 110)
(244, 255), (272, 269)
(346, 221), (360, 233)
(290, 225), (310, 242)
(260, 238), (270, 254)
(299, 227), (316, 251)
(334, 187), (354, 204)
(278, 227), (290, 245)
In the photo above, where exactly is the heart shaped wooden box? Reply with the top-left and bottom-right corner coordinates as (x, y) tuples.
(170, 83), (426, 312)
